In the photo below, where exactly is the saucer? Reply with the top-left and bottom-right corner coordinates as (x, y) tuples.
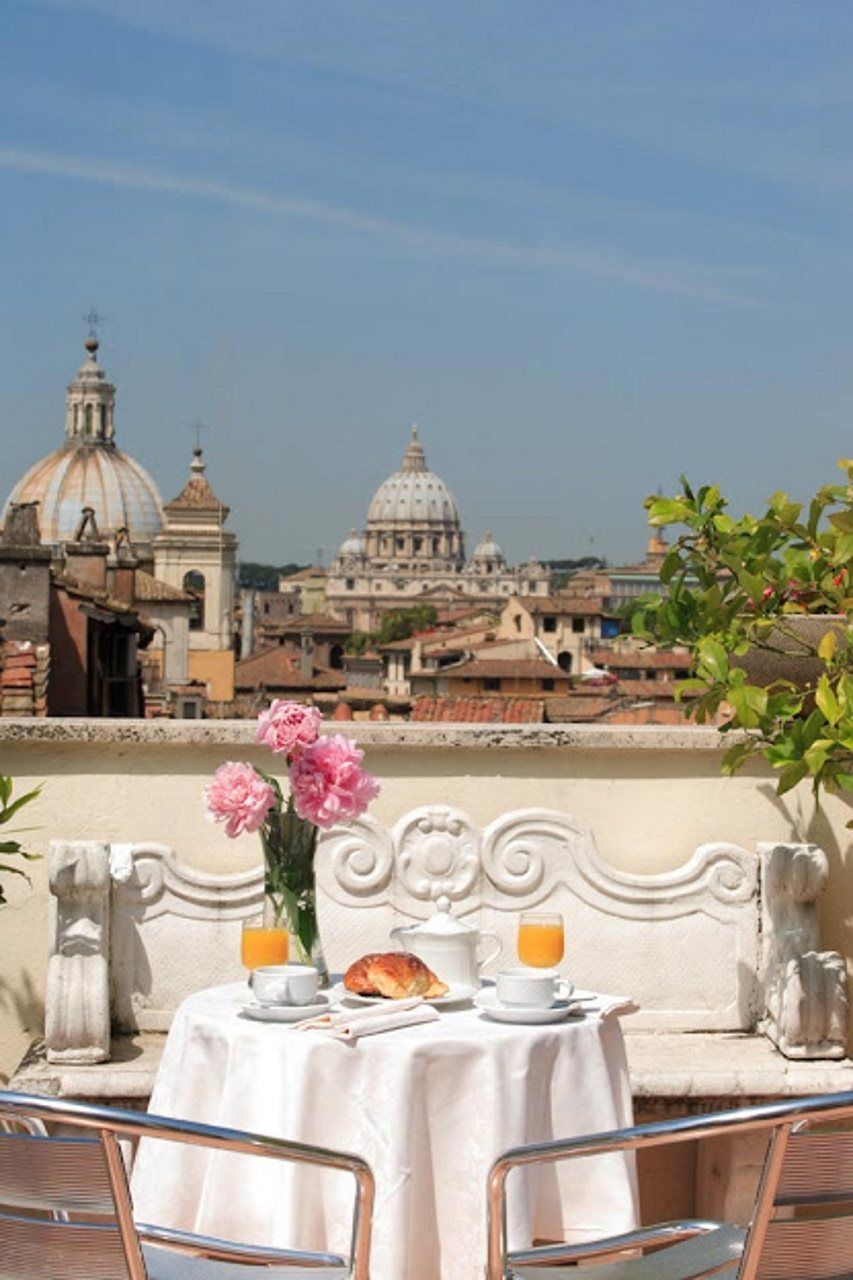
(334, 981), (478, 1008)
(241, 992), (333, 1023)
(474, 988), (581, 1025)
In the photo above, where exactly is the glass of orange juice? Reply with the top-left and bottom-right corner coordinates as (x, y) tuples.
(241, 908), (289, 972)
(517, 912), (565, 969)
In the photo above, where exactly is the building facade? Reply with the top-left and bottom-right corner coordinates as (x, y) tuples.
(325, 427), (549, 630)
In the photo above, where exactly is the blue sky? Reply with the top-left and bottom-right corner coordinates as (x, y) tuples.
(2, 1), (852, 565)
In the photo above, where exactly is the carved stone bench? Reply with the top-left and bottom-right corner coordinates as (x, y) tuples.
(14, 806), (852, 1110)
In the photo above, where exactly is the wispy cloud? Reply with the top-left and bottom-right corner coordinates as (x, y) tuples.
(0, 145), (755, 305)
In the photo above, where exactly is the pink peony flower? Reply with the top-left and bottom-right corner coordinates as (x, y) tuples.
(290, 735), (380, 829)
(204, 762), (276, 838)
(256, 700), (322, 758)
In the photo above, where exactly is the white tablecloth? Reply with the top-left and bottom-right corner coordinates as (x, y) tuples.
(131, 984), (638, 1280)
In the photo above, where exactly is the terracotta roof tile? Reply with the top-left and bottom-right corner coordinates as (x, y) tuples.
(235, 648), (345, 691)
(590, 649), (691, 670)
(412, 696), (545, 723)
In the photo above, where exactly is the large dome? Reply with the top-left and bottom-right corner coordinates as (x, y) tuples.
(367, 427), (460, 526)
(3, 337), (164, 548)
(6, 444), (164, 546)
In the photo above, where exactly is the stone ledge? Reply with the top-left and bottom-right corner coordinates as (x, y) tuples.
(626, 1031), (853, 1098)
(12, 1031), (853, 1106)
(0, 717), (731, 753)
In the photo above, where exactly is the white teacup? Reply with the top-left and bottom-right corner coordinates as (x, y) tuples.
(251, 964), (320, 1007)
(495, 968), (573, 1010)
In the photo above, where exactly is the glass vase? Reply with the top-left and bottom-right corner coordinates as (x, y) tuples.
(260, 801), (328, 984)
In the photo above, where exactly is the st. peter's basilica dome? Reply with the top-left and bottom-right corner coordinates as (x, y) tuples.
(366, 426), (461, 528)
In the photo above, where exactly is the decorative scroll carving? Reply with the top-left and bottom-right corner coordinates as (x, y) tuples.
(42, 819), (845, 1061)
(760, 842), (848, 1060)
(110, 843), (264, 1034)
(46, 841), (112, 1064)
(395, 807), (480, 903)
(324, 816), (394, 897)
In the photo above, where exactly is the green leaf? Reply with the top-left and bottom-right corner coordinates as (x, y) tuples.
(816, 675), (842, 727)
(776, 759), (809, 795)
(697, 637), (729, 682)
(818, 629), (838, 661)
(647, 499), (692, 527)
(722, 741), (756, 775)
(830, 511), (853, 535)
(0, 786), (42, 826)
(836, 774), (853, 792)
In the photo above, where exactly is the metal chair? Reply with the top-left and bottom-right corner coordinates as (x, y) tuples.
(0, 1090), (374, 1280)
(487, 1088), (853, 1279)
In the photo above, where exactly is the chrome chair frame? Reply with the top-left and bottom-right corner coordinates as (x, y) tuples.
(486, 1089), (853, 1279)
(0, 1089), (375, 1279)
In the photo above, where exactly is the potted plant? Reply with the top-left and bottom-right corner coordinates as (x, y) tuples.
(0, 775), (40, 905)
(631, 460), (852, 807)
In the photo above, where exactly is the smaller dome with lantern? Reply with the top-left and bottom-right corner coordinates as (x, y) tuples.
(3, 335), (164, 554)
(338, 528), (366, 558)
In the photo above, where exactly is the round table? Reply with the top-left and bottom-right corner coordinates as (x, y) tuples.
(131, 984), (638, 1280)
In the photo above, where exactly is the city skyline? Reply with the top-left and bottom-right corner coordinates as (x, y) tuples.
(2, 2), (852, 565)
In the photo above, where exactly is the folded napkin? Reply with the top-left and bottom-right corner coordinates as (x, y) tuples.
(293, 996), (440, 1041)
(571, 990), (638, 1018)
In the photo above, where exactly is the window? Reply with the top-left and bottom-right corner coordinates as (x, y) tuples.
(541, 678), (555, 691)
(557, 651), (573, 672)
(84, 404), (93, 435)
(542, 616), (557, 633)
(513, 614), (522, 633)
(183, 570), (206, 630)
(572, 617), (585, 633)
(483, 677), (500, 691)
(346, 578), (355, 590)
(329, 644), (344, 670)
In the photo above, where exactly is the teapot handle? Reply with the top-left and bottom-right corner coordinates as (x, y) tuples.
(476, 931), (502, 971)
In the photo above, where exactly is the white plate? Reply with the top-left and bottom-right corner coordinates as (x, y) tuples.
(334, 981), (478, 1008)
(241, 993), (333, 1023)
(474, 988), (583, 1025)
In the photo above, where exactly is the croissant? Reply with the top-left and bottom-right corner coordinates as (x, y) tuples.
(344, 952), (449, 1000)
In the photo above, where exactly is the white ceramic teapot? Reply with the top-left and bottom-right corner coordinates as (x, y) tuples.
(390, 896), (502, 990)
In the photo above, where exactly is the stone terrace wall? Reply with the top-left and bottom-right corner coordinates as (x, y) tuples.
(0, 720), (851, 1083)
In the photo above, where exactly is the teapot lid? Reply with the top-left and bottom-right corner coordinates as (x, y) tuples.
(410, 895), (477, 937)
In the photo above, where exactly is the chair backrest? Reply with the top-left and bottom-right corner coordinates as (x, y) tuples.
(0, 1120), (144, 1280)
(0, 1090), (373, 1280)
(747, 1126), (853, 1280)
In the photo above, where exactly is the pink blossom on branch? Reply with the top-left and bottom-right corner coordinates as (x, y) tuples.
(290, 735), (381, 829)
(256, 700), (323, 758)
(204, 762), (276, 838)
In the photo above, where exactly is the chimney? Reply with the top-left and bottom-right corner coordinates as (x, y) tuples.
(300, 631), (315, 679)
(106, 528), (138, 603)
(61, 508), (109, 589)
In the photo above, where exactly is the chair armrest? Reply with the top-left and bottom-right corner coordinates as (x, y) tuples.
(137, 1222), (346, 1269)
(507, 1220), (726, 1268)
